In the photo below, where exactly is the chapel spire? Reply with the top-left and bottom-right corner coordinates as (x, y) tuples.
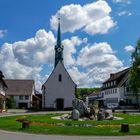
(56, 16), (61, 48)
(54, 15), (63, 67)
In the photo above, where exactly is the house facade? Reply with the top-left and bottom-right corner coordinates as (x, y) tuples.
(101, 68), (129, 106)
(118, 74), (140, 106)
(0, 71), (8, 112)
(100, 68), (140, 107)
(5, 79), (35, 109)
(42, 19), (76, 110)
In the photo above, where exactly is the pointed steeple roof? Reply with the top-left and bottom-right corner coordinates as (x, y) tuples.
(54, 15), (64, 67)
(56, 16), (62, 48)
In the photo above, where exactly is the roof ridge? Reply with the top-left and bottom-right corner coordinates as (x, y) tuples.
(112, 67), (129, 75)
(103, 68), (130, 83)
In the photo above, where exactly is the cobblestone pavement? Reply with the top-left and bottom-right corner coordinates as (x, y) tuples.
(0, 130), (140, 140)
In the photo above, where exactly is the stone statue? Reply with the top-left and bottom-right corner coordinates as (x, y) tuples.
(71, 109), (80, 120)
(104, 109), (113, 120)
(72, 99), (90, 118)
(97, 109), (114, 121)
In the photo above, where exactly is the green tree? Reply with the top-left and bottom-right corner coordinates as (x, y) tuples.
(6, 96), (16, 109)
(129, 39), (140, 108)
(76, 88), (100, 99)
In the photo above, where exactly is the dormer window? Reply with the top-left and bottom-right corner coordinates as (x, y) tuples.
(58, 74), (62, 82)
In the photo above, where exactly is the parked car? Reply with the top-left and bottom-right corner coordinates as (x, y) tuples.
(107, 104), (118, 109)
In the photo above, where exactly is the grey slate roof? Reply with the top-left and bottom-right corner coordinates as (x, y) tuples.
(103, 68), (130, 83)
(5, 79), (34, 96)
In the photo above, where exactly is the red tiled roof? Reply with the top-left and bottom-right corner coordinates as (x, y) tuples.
(88, 92), (100, 97)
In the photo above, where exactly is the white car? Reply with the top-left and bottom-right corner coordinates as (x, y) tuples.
(107, 104), (118, 109)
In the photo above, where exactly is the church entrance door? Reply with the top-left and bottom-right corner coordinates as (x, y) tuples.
(56, 98), (64, 110)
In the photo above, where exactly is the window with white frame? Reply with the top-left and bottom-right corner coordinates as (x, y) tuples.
(25, 95), (29, 100)
(19, 96), (24, 100)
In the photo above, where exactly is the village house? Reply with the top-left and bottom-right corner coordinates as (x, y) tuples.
(0, 71), (8, 112)
(102, 68), (130, 107)
(88, 68), (140, 108)
(42, 19), (76, 110)
(5, 79), (35, 109)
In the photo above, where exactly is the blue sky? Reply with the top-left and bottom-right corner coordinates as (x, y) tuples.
(0, 0), (140, 90)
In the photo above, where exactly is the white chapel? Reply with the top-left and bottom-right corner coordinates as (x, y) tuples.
(42, 19), (76, 110)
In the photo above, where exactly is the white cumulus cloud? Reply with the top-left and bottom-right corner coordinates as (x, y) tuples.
(118, 11), (132, 16)
(70, 42), (124, 87)
(77, 42), (123, 68)
(124, 45), (135, 52)
(113, 0), (131, 4)
(63, 36), (87, 66)
(68, 67), (87, 87)
(0, 29), (56, 91)
(50, 0), (116, 35)
(12, 29), (56, 67)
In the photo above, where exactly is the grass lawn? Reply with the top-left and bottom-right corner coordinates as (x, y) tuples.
(0, 113), (140, 135)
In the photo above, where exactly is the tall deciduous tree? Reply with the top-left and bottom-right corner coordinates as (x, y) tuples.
(129, 39), (140, 107)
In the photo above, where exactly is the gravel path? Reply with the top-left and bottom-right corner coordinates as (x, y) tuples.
(0, 111), (70, 117)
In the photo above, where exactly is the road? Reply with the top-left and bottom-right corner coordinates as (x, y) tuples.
(0, 130), (140, 140)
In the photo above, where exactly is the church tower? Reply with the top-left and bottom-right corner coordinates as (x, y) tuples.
(54, 17), (63, 67)
(42, 17), (76, 110)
